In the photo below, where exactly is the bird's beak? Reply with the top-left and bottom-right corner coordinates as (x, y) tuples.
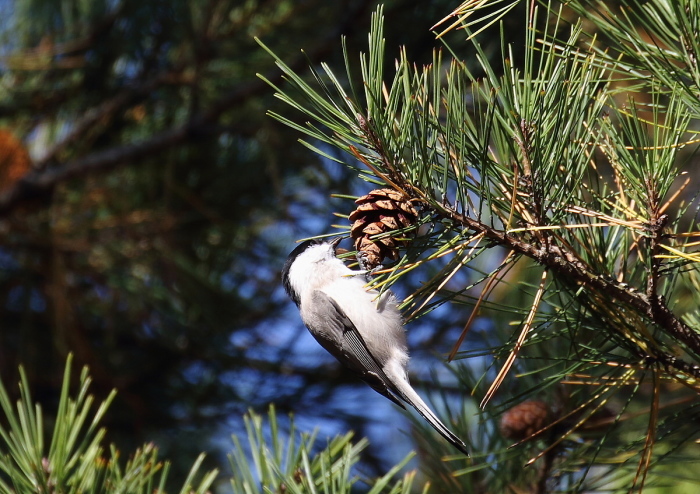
(331, 236), (348, 256)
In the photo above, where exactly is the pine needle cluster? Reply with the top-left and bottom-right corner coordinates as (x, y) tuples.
(260, 1), (700, 491)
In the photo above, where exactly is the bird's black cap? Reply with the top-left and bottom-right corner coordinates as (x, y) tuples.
(281, 238), (342, 306)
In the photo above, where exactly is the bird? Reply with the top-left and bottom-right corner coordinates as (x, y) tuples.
(282, 237), (469, 455)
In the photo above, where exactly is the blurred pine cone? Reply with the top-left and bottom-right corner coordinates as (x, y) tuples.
(0, 129), (31, 193)
(349, 188), (418, 269)
(500, 400), (551, 441)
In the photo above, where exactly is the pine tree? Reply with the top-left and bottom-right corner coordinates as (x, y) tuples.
(262, 1), (700, 491)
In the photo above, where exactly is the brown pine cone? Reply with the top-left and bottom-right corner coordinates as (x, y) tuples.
(0, 129), (31, 193)
(348, 188), (418, 269)
(500, 400), (551, 441)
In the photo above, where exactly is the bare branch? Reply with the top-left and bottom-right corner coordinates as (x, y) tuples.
(0, 0), (376, 216)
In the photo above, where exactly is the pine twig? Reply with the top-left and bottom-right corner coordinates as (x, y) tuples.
(439, 204), (700, 378)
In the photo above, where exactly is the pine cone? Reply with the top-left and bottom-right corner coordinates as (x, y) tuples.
(500, 400), (551, 441)
(349, 188), (418, 269)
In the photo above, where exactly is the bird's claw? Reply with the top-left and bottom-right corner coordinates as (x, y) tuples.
(355, 251), (383, 280)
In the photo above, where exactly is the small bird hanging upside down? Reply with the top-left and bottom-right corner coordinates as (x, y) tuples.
(282, 237), (469, 455)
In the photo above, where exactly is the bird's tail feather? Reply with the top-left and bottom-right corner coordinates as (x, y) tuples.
(392, 377), (469, 456)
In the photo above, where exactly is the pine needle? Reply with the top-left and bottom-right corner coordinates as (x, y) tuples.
(481, 269), (548, 409)
(349, 145), (402, 191)
(405, 234), (484, 321)
(630, 369), (660, 493)
(448, 250), (516, 362)
(659, 174), (691, 215)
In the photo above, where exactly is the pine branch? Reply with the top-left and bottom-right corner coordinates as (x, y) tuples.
(0, 355), (217, 493)
(440, 205), (700, 361)
(229, 405), (417, 494)
(34, 71), (191, 169)
(263, 2), (700, 490)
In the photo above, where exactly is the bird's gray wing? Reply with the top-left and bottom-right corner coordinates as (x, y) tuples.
(306, 290), (405, 409)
